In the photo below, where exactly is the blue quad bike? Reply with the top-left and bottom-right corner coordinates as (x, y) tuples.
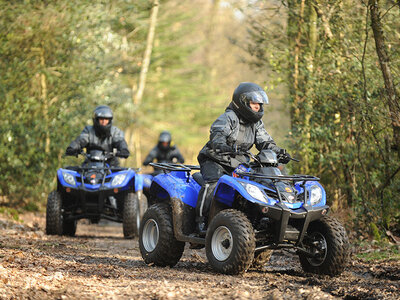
(46, 150), (147, 238)
(139, 150), (349, 276)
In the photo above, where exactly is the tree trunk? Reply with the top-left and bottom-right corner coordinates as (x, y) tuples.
(131, 0), (159, 167)
(203, 0), (220, 87)
(40, 49), (50, 154)
(369, 0), (400, 157)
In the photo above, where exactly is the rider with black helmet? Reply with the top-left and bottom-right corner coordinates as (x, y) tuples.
(66, 105), (130, 166)
(196, 82), (291, 232)
(143, 131), (185, 171)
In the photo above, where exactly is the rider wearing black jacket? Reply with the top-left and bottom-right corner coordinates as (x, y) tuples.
(65, 105), (130, 166)
(143, 131), (184, 167)
(196, 82), (291, 231)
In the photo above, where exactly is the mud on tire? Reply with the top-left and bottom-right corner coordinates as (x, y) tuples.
(46, 191), (63, 235)
(299, 216), (349, 276)
(251, 250), (272, 270)
(139, 203), (185, 267)
(206, 209), (255, 275)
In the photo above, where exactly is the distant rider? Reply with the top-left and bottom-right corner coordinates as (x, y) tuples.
(143, 131), (185, 170)
(196, 82), (292, 232)
(65, 105), (130, 166)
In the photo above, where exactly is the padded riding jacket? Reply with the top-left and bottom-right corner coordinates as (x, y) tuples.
(198, 104), (281, 165)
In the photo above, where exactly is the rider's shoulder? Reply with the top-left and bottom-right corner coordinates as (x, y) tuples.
(218, 108), (239, 123)
(82, 125), (93, 133)
(110, 126), (123, 135)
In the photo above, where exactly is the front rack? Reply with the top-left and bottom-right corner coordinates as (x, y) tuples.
(149, 162), (200, 172)
(236, 172), (320, 182)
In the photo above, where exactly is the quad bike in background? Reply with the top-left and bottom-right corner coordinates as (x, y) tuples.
(46, 149), (147, 238)
(139, 150), (349, 276)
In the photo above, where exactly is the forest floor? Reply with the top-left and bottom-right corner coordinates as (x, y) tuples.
(0, 213), (399, 300)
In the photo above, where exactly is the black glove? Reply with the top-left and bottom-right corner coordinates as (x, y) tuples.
(214, 144), (233, 153)
(278, 148), (292, 164)
(116, 149), (129, 158)
(65, 147), (80, 157)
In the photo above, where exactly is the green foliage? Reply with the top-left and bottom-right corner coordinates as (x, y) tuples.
(0, 206), (21, 222)
(370, 223), (381, 241)
(0, 0), (147, 207)
(356, 243), (400, 261)
(244, 0), (400, 233)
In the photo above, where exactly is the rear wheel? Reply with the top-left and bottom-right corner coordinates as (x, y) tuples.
(46, 191), (63, 235)
(299, 216), (349, 276)
(139, 203), (185, 267)
(206, 209), (255, 275)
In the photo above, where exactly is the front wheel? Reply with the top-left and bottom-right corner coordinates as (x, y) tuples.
(123, 192), (149, 239)
(299, 216), (349, 276)
(139, 203), (185, 267)
(205, 209), (255, 275)
(63, 219), (77, 237)
(123, 193), (139, 238)
(46, 191), (63, 235)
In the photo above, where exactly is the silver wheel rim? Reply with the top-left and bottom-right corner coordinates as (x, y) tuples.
(142, 218), (159, 252)
(211, 226), (233, 261)
(306, 232), (328, 266)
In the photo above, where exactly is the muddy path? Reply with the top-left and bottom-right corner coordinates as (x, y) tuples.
(0, 214), (399, 300)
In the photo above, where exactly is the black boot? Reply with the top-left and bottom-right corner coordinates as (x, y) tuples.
(195, 216), (207, 236)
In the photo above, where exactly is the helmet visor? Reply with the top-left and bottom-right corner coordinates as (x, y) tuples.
(159, 135), (171, 143)
(241, 91), (269, 105)
(94, 106), (113, 119)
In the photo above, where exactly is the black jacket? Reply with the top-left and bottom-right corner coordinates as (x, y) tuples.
(66, 125), (129, 166)
(198, 104), (281, 166)
(143, 144), (184, 166)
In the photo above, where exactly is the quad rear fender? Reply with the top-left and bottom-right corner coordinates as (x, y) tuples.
(149, 172), (201, 208)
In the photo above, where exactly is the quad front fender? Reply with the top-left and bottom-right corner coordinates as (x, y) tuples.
(213, 175), (276, 207)
(134, 173), (144, 192)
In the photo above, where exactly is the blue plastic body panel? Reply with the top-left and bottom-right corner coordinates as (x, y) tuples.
(57, 167), (141, 192)
(150, 168), (326, 210)
(142, 174), (153, 190)
(152, 171), (201, 208)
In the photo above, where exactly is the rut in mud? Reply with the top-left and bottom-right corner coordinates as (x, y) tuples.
(0, 214), (399, 299)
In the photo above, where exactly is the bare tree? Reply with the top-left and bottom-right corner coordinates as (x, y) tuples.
(369, 0), (400, 157)
(132, 0), (159, 167)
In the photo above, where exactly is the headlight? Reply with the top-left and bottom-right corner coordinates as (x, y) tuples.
(111, 174), (127, 186)
(245, 184), (268, 203)
(309, 185), (322, 205)
(62, 172), (76, 186)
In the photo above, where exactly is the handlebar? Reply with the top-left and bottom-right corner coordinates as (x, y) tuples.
(149, 162), (200, 172)
(218, 150), (300, 163)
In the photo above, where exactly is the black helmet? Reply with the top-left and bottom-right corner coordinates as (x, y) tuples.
(93, 105), (113, 137)
(231, 82), (269, 123)
(158, 131), (172, 150)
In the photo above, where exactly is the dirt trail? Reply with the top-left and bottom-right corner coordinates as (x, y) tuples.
(0, 213), (399, 299)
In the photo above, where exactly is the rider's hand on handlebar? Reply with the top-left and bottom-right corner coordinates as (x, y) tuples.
(65, 148), (81, 157)
(215, 144), (233, 153)
(116, 149), (129, 158)
(278, 148), (292, 164)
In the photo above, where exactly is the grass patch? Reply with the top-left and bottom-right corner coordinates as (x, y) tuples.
(356, 244), (400, 261)
(0, 206), (21, 222)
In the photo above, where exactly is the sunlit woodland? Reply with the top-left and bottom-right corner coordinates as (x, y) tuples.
(1, 0), (399, 238)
